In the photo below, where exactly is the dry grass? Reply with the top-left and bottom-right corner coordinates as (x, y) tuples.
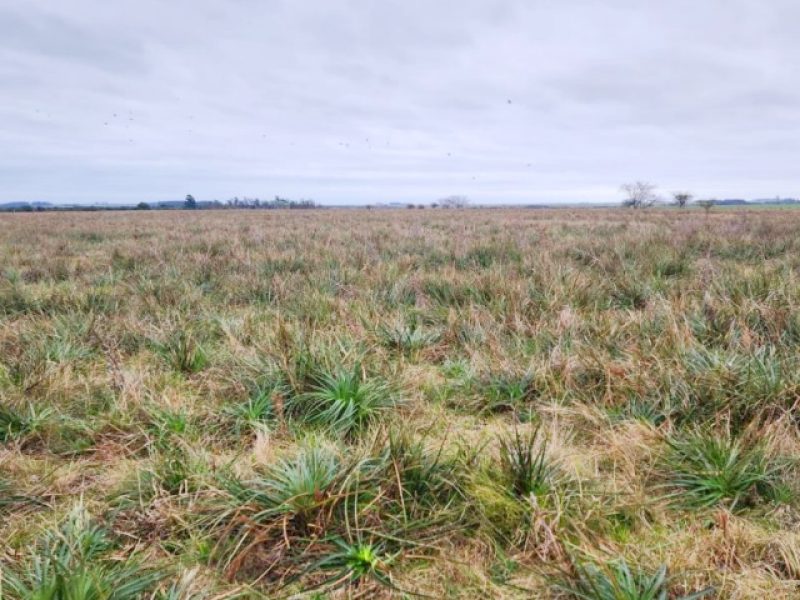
(1, 207), (799, 598)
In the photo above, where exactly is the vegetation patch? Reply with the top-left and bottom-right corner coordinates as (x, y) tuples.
(1, 208), (798, 597)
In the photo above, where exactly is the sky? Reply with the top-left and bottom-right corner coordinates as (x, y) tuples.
(1, 0), (799, 205)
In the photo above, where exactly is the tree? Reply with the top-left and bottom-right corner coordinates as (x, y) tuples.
(620, 181), (657, 209)
(696, 199), (715, 216)
(672, 191), (693, 208)
(184, 194), (197, 209)
(135, 202), (151, 210)
(439, 195), (470, 208)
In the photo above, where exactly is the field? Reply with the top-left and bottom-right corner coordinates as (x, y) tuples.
(2, 207), (800, 598)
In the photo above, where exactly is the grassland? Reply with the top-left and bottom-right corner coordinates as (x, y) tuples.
(1, 207), (799, 598)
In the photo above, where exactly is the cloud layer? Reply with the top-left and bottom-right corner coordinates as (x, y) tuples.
(2, 0), (799, 204)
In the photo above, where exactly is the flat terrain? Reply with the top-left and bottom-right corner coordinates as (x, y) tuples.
(2, 208), (800, 598)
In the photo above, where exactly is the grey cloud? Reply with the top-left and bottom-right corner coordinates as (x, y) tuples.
(0, 6), (144, 74)
(1, 0), (799, 204)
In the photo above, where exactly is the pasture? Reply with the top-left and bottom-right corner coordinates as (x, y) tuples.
(2, 208), (799, 598)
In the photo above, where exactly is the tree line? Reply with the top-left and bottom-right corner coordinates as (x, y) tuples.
(620, 181), (715, 210)
(175, 194), (317, 210)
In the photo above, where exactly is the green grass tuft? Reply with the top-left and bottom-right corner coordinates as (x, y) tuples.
(290, 366), (399, 435)
(498, 425), (555, 499)
(557, 558), (712, 600)
(0, 503), (166, 599)
(662, 430), (785, 511)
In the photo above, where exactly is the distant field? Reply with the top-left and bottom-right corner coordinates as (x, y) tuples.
(707, 203), (800, 211)
(2, 208), (800, 598)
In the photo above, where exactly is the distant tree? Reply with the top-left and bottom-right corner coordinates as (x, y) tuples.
(621, 181), (658, 209)
(430, 202), (439, 209)
(440, 195), (470, 208)
(184, 194), (197, 209)
(672, 191), (693, 208)
(696, 198), (715, 216)
(136, 202), (151, 210)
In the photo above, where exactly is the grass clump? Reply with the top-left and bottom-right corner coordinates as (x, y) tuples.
(498, 425), (555, 499)
(259, 440), (343, 519)
(290, 366), (399, 435)
(223, 382), (280, 435)
(115, 445), (205, 505)
(661, 429), (786, 511)
(557, 558), (712, 600)
(0, 402), (53, 445)
(223, 437), (350, 524)
(377, 319), (440, 355)
(386, 428), (465, 511)
(309, 537), (394, 590)
(470, 426), (570, 548)
(0, 503), (166, 599)
(146, 405), (191, 446)
(0, 404), (31, 442)
(154, 328), (209, 374)
(478, 371), (538, 414)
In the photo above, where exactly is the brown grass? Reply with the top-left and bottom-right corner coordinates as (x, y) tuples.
(1, 207), (799, 598)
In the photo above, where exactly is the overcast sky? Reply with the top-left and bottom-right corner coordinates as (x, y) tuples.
(2, 1), (799, 205)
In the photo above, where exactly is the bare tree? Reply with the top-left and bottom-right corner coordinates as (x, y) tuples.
(620, 181), (657, 209)
(439, 195), (470, 208)
(672, 191), (693, 208)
